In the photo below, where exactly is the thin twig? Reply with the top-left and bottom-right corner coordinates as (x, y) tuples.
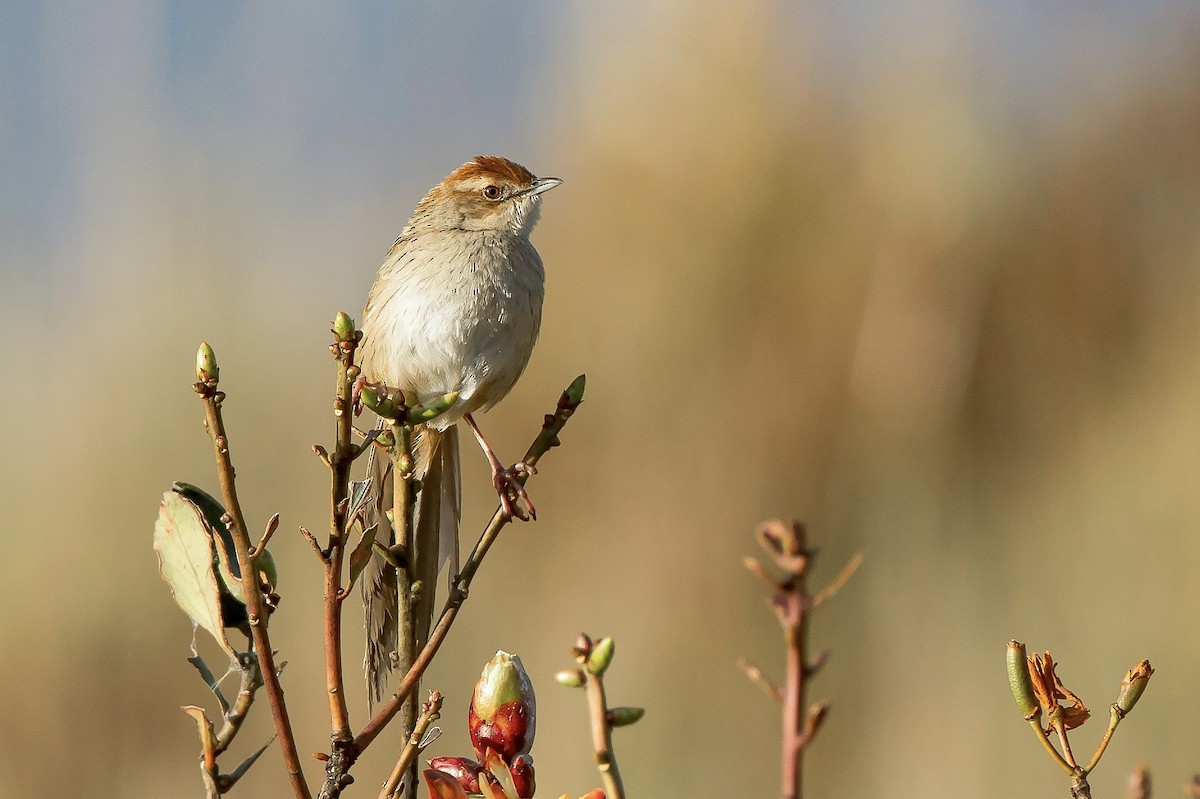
(811, 551), (864, 608)
(302, 527), (329, 562)
(741, 520), (860, 799)
(1029, 720), (1074, 776)
(378, 691), (443, 799)
(581, 657), (625, 799)
(323, 325), (360, 746)
(215, 655), (265, 754)
(1054, 715), (1079, 769)
(1083, 705), (1124, 774)
(255, 513), (281, 557)
(196, 371), (313, 799)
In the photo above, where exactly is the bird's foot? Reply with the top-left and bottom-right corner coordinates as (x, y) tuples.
(351, 374), (373, 416)
(493, 462), (538, 521)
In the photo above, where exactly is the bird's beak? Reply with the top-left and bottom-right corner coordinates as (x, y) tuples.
(525, 177), (563, 197)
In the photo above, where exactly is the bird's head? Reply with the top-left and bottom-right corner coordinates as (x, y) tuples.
(421, 155), (562, 237)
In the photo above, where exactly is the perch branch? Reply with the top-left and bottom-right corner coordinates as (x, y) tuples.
(312, 376), (585, 799)
(195, 353), (312, 799)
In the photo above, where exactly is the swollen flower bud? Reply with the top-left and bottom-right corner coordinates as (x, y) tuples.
(196, 341), (219, 382)
(509, 753), (535, 799)
(586, 637), (615, 676)
(606, 706), (645, 728)
(1006, 640), (1039, 720)
(555, 670), (585, 688)
(469, 651), (536, 761)
(1118, 660), (1154, 715)
(572, 633), (593, 659)
(332, 311), (356, 341)
(427, 756), (481, 794)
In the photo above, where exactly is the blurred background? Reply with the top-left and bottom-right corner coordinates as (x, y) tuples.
(3, 1), (1200, 797)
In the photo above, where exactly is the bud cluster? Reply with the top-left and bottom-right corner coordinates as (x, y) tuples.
(428, 651), (537, 798)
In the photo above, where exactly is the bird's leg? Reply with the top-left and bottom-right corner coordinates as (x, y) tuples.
(351, 373), (374, 415)
(464, 413), (537, 521)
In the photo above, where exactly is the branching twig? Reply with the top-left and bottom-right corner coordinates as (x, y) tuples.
(557, 634), (642, 799)
(214, 654), (265, 754)
(578, 637), (625, 799)
(322, 315), (361, 747)
(314, 374), (586, 799)
(194, 343), (312, 799)
(1006, 642), (1154, 798)
(741, 520), (860, 799)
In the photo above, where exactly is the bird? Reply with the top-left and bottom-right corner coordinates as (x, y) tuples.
(357, 155), (561, 705)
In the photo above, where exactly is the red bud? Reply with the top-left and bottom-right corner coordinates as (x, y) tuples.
(427, 757), (481, 794)
(509, 753), (535, 799)
(468, 651), (536, 760)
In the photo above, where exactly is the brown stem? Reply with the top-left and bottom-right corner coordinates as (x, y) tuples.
(780, 567), (807, 799)
(323, 331), (360, 743)
(1071, 770), (1093, 799)
(582, 667), (625, 799)
(741, 521), (859, 799)
(198, 385), (312, 799)
(378, 691), (443, 799)
(1053, 714), (1078, 769)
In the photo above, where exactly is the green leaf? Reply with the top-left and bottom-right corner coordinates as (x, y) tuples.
(153, 490), (235, 657)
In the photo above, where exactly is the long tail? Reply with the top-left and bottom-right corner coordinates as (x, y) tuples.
(362, 424), (461, 707)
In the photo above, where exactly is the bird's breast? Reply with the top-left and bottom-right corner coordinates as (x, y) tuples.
(360, 231), (545, 423)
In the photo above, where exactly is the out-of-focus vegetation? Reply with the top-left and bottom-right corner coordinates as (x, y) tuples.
(3, 2), (1200, 798)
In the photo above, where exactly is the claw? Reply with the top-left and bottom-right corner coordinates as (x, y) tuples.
(351, 374), (370, 416)
(494, 465), (536, 521)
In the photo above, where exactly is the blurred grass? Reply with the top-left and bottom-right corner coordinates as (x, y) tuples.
(3, 1), (1200, 798)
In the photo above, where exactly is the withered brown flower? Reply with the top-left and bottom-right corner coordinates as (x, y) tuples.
(1028, 651), (1091, 731)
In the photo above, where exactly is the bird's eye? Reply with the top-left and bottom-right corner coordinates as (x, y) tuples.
(482, 185), (502, 201)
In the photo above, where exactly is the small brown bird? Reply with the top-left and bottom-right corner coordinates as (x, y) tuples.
(358, 155), (561, 703)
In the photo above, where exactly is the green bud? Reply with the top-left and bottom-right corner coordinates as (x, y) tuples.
(564, 374), (586, 405)
(1117, 660), (1153, 715)
(196, 342), (218, 382)
(555, 669), (585, 688)
(587, 637), (615, 676)
(606, 706), (645, 727)
(359, 385), (398, 419)
(332, 311), (356, 340)
(407, 392), (459, 424)
(1006, 640), (1039, 720)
